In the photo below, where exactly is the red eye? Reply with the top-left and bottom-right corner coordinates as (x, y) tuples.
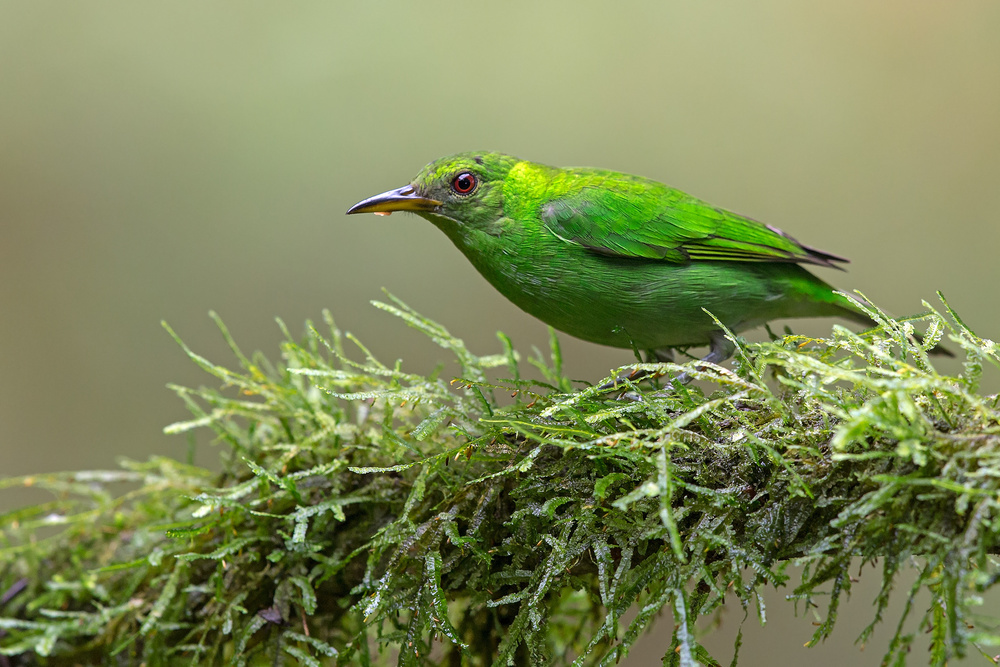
(452, 172), (477, 194)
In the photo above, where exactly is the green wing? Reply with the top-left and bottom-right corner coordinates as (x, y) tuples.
(538, 175), (847, 268)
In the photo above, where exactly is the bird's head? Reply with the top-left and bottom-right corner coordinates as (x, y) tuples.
(347, 152), (522, 233)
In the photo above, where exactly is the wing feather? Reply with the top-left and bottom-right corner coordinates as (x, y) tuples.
(538, 176), (847, 269)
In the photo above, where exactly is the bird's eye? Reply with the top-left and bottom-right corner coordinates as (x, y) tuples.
(451, 172), (477, 195)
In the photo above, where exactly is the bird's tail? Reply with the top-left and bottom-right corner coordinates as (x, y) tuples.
(816, 289), (954, 357)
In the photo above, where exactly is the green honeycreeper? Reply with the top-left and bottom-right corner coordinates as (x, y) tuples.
(348, 152), (908, 369)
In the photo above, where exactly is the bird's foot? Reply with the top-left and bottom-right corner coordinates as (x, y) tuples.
(601, 333), (736, 399)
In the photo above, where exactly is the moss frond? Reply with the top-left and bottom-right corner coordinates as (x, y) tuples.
(2, 293), (999, 665)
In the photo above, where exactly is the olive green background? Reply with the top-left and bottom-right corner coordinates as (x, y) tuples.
(2, 2), (998, 664)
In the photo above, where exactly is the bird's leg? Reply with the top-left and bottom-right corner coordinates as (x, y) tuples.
(671, 331), (735, 384)
(596, 348), (673, 392)
(650, 348), (674, 363)
(599, 332), (736, 393)
(702, 330), (735, 366)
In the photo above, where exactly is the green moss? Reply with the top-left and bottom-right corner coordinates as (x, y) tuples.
(1, 293), (998, 666)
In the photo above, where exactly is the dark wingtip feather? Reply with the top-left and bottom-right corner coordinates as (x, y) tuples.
(763, 224), (850, 270)
(801, 243), (850, 271)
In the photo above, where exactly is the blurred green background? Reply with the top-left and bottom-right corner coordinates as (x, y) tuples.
(2, 2), (998, 664)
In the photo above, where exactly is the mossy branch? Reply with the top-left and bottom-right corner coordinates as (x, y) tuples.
(2, 293), (999, 666)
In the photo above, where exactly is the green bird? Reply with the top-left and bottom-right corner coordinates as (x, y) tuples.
(347, 151), (926, 372)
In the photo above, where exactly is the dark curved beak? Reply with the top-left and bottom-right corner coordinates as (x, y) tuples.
(346, 185), (442, 215)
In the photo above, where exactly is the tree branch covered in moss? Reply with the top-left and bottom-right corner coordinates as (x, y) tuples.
(1, 294), (999, 666)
